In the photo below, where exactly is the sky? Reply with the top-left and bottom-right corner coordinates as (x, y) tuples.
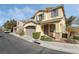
(0, 4), (79, 26)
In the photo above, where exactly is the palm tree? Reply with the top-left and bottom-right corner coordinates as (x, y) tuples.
(66, 16), (76, 27)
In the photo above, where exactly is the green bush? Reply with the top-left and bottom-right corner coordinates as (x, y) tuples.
(73, 36), (79, 40)
(40, 35), (53, 41)
(32, 32), (41, 39)
(40, 36), (45, 40)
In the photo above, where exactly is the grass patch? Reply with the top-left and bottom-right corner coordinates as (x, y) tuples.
(40, 35), (53, 41)
(73, 36), (79, 40)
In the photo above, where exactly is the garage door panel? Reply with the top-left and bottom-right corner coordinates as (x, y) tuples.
(26, 26), (36, 37)
(26, 29), (35, 36)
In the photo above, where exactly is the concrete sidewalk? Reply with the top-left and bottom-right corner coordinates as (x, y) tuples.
(10, 33), (79, 54)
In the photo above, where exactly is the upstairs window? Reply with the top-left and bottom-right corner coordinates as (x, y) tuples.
(39, 13), (44, 21)
(51, 9), (58, 17)
(36, 16), (38, 21)
(36, 13), (44, 21)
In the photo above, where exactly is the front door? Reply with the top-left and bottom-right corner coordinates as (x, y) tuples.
(44, 25), (48, 35)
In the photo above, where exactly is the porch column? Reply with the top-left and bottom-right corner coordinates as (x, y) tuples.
(36, 24), (44, 36)
(48, 24), (50, 36)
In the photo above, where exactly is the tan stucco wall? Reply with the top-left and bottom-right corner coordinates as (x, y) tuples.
(60, 18), (66, 33)
(54, 18), (66, 38)
(34, 8), (64, 22)
(36, 24), (44, 36)
(24, 22), (36, 28)
(16, 21), (24, 32)
(17, 21), (24, 27)
(42, 17), (66, 38)
(35, 18), (66, 38)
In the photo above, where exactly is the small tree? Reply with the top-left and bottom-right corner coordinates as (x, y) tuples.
(66, 16), (76, 27)
(3, 19), (16, 32)
(66, 16), (76, 39)
(66, 27), (76, 39)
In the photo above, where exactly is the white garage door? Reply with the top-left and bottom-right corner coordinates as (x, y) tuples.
(26, 26), (35, 37)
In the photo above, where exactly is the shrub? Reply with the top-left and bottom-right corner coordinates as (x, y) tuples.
(40, 35), (53, 41)
(32, 32), (41, 39)
(16, 29), (24, 36)
(73, 36), (79, 40)
(40, 36), (45, 40)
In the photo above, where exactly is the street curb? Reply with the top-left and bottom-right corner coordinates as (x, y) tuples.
(9, 33), (79, 54)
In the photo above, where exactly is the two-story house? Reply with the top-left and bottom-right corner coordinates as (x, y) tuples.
(23, 5), (66, 39)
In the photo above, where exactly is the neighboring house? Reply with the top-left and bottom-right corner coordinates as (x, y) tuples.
(23, 5), (66, 39)
(16, 20), (25, 33)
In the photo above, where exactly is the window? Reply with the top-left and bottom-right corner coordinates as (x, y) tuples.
(36, 16), (38, 21)
(42, 13), (44, 19)
(50, 24), (55, 32)
(51, 9), (58, 17)
(36, 13), (44, 21)
(39, 13), (44, 21)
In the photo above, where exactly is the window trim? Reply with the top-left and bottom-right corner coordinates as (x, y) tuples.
(50, 24), (55, 32)
(39, 14), (44, 20)
(51, 9), (58, 17)
(36, 16), (38, 21)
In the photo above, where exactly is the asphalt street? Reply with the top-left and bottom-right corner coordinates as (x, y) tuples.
(0, 32), (70, 54)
